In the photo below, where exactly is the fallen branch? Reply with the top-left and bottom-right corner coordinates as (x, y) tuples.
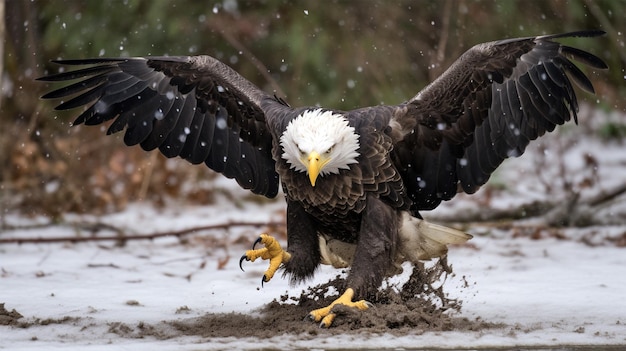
(427, 183), (626, 227)
(0, 220), (285, 245)
(426, 199), (557, 224)
(588, 183), (626, 207)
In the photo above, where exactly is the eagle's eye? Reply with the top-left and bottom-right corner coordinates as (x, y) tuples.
(294, 144), (305, 155)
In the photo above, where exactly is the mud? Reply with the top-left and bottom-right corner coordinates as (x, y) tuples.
(110, 258), (499, 339)
(0, 302), (82, 330)
(0, 303), (23, 326)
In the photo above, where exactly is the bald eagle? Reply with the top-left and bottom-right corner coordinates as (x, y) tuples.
(39, 30), (607, 327)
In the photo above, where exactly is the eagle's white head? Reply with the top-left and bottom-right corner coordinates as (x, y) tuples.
(280, 109), (360, 187)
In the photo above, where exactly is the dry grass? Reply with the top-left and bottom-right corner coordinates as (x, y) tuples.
(0, 115), (219, 218)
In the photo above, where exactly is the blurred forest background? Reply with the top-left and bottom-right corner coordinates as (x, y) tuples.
(0, 0), (624, 219)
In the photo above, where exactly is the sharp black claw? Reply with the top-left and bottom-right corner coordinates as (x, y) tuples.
(261, 275), (267, 287)
(239, 255), (248, 272)
(304, 314), (315, 322)
(252, 236), (263, 250)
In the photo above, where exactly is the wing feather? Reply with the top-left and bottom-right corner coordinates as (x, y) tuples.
(159, 96), (192, 158)
(140, 94), (179, 151)
(185, 107), (213, 164)
(124, 93), (161, 146)
(38, 56), (284, 197)
(392, 31), (607, 212)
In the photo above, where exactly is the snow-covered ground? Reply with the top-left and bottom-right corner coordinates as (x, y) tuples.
(2, 108), (626, 350)
(2, 203), (625, 350)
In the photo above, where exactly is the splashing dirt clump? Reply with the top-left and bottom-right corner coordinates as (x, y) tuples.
(0, 303), (24, 326)
(166, 257), (497, 338)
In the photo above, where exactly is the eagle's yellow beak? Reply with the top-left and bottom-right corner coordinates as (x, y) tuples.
(306, 151), (324, 187)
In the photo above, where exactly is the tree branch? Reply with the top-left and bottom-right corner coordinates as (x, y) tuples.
(0, 220), (285, 245)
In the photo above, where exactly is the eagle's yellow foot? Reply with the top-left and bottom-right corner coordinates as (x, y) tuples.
(239, 233), (291, 286)
(308, 288), (372, 328)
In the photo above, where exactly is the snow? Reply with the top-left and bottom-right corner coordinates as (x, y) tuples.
(3, 208), (625, 350)
(2, 108), (626, 350)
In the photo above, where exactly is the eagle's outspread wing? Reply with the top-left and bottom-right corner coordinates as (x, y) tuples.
(392, 30), (607, 212)
(38, 56), (282, 197)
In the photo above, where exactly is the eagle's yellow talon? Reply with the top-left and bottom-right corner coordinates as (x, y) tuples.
(240, 233), (291, 284)
(320, 314), (336, 328)
(308, 288), (370, 328)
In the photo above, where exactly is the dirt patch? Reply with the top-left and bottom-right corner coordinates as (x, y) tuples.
(0, 303), (24, 326)
(153, 258), (501, 339)
(0, 302), (82, 331)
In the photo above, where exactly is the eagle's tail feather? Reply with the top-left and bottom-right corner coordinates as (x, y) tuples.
(399, 212), (472, 262)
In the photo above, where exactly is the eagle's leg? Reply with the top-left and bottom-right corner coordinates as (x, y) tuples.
(239, 233), (291, 284)
(282, 200), (322, 282)
(240, 200), (321, 286)
(309, 195), (398, 327)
